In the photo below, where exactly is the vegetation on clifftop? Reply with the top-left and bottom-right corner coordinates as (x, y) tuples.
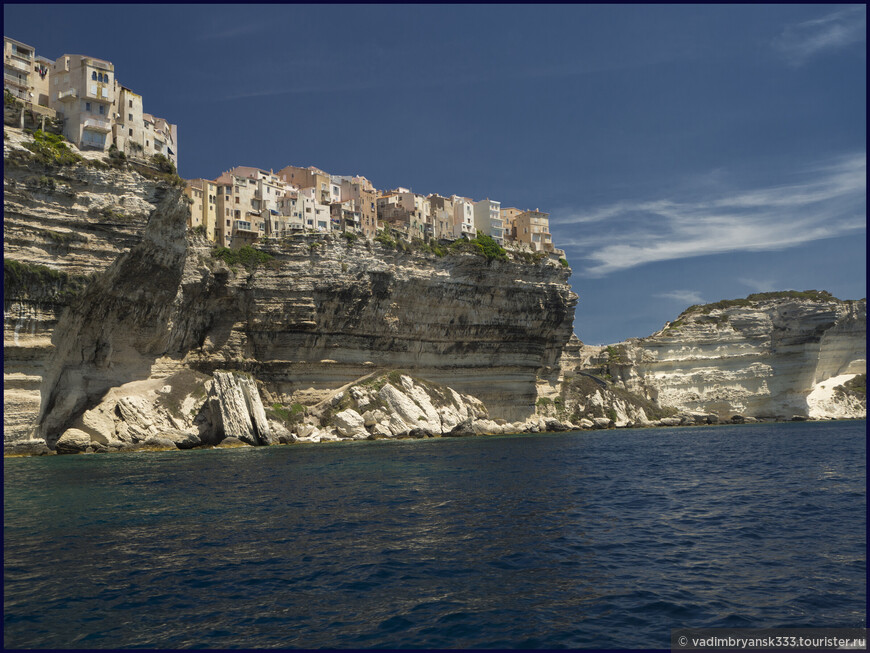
(680, 290), (840, 317)
(211, 245), (276, 270)
(3, 259), (90, 301)
(21, 130), (82, 167)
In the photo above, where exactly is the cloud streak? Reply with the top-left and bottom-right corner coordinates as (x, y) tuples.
(655, 290), (704, 305)
(554, 153), (866, 277)
(773, 6), (866, 65)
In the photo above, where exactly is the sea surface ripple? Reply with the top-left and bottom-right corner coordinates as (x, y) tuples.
(4, 421), (866, 648)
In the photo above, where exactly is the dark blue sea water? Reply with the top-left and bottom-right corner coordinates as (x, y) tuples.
(4, 421), (866, 649)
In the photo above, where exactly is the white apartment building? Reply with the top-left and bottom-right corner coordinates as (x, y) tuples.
(50, 53), (115, 151)
(451, 195), (475, 239)
(473, 198), (504, 244)
(214, 172), (263, 247)
(299, 187), (332, 231)
(277, 189), (304, 232)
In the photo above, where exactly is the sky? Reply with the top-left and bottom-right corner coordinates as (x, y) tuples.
(5, 4), (866, 344)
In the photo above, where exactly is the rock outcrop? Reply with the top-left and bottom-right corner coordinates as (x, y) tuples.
(573, 293), (866, 420)
(309, 373), (490, 440)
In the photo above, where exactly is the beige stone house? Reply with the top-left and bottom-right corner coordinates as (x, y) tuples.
(514, 210), (554, 252)
(183, 179), (219, 241)
(4, 36), (51, 108)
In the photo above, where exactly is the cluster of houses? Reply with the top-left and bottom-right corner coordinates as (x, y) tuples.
(4, 35), (556, 255)
(4, 36), (177, 167)
(184, 165), (557, 254)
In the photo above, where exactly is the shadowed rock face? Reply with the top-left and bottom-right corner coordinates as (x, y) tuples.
(24, 173), (576, 445)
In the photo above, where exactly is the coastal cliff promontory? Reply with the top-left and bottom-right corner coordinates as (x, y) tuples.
(568, 293), (866, 421)
(2, 131), (577, 452)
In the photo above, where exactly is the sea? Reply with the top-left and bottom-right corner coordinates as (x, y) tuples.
(3, 421), (866, 649)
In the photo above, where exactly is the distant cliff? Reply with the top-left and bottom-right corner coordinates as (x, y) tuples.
(568, 293), (866, 420)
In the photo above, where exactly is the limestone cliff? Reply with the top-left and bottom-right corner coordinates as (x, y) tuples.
(3, 137), (576, 451)
(574, 293), (866, 420)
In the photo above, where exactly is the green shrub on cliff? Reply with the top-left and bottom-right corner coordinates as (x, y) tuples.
(746, 290), (838, 303)
(448, 232), (506, 261)
(4, 259), (89, 301)
(375, 228), (396, 248)
(681, 290), (840, 318)
(23, 130), (82, 167)
(471, 232), (507, 261)
(835, 374), (866, 400)
(211, 245), (274, 269)
(267, 402), (307, 427)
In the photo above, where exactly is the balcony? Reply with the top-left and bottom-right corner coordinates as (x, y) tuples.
(4, 72), (27, 88)
(5, 57), (30, 73)
(8, 50), (33, 64)
(5, 86), (26, 100)
(57, 88), (77, 101)
(83, 118), (110, 132)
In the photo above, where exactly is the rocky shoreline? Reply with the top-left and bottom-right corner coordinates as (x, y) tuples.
(6, 384), (861, 459)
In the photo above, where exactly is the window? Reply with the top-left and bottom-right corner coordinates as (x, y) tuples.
(129, 100), (133, 108)
(235, 197), (239, 204)
(129, 128), (133, 136)
(99, 105), (104, 115)
(128, 113), (133, 121)
(92, 71), (97, 81)
(146, 140), (149, 146)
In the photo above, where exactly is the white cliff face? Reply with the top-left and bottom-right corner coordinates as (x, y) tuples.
(806, 374), (866, 420)
(595, 296), (866, 419)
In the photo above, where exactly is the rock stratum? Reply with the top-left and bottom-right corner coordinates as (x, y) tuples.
(566, 294), (866, 421)
(4, 130), (578, 453)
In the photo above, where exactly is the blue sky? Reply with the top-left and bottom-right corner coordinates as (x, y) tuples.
(5, 4), (866, 344)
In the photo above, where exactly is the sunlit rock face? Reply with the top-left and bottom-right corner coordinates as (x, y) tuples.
(3, 130), (169, 443)
(592, 297), (866, 419)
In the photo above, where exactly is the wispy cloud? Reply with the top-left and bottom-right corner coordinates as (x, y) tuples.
(554, 153), (866, 277)
(655, 290), (704, 305)
(773, 6), (866, 65)
(738, 277), (778, 293)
